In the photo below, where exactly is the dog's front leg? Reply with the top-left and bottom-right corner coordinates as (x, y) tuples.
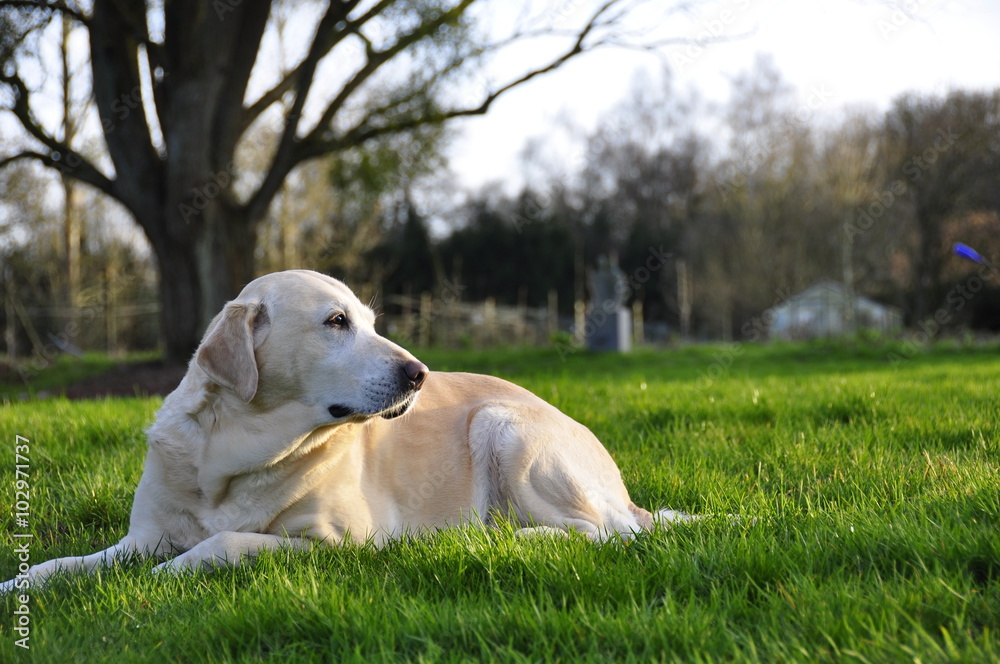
(0, 536), (158, 594)
(151, 532), (311, 575)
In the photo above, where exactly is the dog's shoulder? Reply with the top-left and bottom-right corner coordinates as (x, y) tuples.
(145, 364), (214, 460)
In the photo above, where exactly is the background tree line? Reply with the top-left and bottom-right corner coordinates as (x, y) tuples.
(361, 58), (1000, 340)
(2, 0), (998, 359)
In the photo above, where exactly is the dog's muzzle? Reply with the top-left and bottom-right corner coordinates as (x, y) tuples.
(327, 359), (429, 421)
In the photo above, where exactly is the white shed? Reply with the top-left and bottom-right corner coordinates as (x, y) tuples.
(767, 280), (901, 340)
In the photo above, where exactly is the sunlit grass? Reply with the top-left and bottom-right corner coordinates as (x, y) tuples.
(1, 343), (998, 662)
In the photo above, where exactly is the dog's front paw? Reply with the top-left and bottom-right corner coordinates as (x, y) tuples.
(151, 549), (209, 575)
(151, 559), (190, 576)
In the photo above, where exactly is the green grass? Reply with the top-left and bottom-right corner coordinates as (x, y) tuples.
(1, 342), (998, 662)
(0, 352), (161, 401)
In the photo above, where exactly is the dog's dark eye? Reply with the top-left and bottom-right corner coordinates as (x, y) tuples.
(325, 313), (349, 329)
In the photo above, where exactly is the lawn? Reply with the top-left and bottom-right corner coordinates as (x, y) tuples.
(1, 342), (998, 662)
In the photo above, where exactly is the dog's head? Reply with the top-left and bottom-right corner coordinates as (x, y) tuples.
(194, 270), (427, 425)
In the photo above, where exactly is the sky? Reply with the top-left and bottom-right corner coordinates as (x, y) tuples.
(4, 0), (998, 220)
(446, 0), (1000, 192)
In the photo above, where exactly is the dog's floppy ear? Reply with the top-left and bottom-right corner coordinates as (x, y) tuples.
(196, 301), (270, 403)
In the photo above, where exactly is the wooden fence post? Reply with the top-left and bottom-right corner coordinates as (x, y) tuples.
(4, 266), (15, 359)
(401, 291), (414, 342)
(574, 300), (586, 346)
(547, 289), (558, 340)
(419, 292), (432, 347)
(483, 298), (496, 346)
(105, 265), (119, 356)
(677, 259), (691, 339)
(632, 300), (644, 347)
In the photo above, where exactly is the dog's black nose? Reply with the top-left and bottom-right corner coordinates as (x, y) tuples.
(402, 359), (429, 390)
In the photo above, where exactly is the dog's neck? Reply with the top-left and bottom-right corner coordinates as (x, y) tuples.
(151, 370), (368, 517)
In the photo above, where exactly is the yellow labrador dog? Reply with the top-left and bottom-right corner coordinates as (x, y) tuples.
(2, 270), (693, 591)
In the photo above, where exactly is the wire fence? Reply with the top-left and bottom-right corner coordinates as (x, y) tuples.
(3, 301), (161, 379)
(1, 288), (658, 370)
(381, 294), (559, 348)
(3, 279), (918, 373)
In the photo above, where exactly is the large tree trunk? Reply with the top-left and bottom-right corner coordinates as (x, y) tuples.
(149, 204), (259, 365)
(195, 204), (258, 337)
(153, 238), (203, 365)
(87, 0), (274, 364)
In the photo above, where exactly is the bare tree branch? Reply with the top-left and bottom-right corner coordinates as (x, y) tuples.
(244, 0), (386, 221)
(288, 0), (750, 168)
(0, 149), (117, 197)
(0, 69), (111, 183)
(303, 0), (477, 148)
(330, 49), (471, 135)
(292, 0), (619, 163)
(89, 0), (163, 218)
(209, 0), (276, 171)
(241, 62), (302, 133)
(0, 0), (90, 26)
(239, 0), (383, 135)
(106, 0), (171, 111)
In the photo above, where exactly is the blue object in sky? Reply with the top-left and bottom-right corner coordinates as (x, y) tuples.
(953, 242), (987, 265)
